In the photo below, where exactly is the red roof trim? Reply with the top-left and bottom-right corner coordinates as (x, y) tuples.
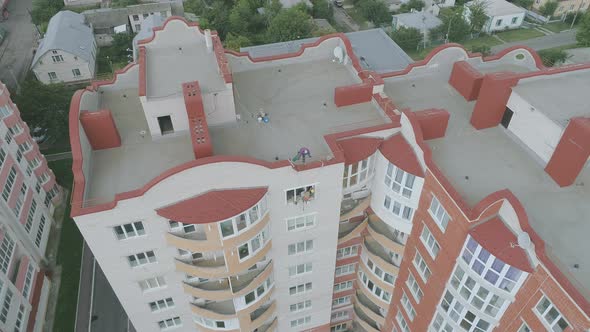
(337, 137), (383, 165)
(469, 217), (533, 273)
(379, 134), (424, 177)
(156, 187), (268, 224)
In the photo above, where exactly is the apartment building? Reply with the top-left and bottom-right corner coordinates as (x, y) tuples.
(68, 16), (590, 332)
(0, 81), (60, 331)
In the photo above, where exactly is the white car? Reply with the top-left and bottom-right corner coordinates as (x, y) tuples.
(32, 127), (48, 144)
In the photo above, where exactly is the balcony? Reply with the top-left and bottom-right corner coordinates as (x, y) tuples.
(256, 317), (277, 332)
(338, 217), (367, 244)
(175, 255), (229, 279)
(165, 230), (222, 252)
(367, 215), (405, 254)
(353, 304), (381, 332)
(355, 291), (385, 326)
(341, 194), (371, 220)
(363, 238), (400, 276)
(249, 301), (276, 331)
(230, 260), (273, 295)
(183, 278), (233, 301)
(191, 299), (236, 320)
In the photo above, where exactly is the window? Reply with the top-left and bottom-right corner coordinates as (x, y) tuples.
(0, 233), (15, 274)
(290, 299), (312, 313)
(143, 13), (149, 18)
(420, 224), (440, 258)
(2, 167), (17, 201)
(244, 275), (273, 305)
(138, 276), (166, 292)
(0, 148), (5, 167)
(496, 19), (502, 26)
(333, 281), (353, 293)
(396, 311), (410, 332)
(336, 245), (358, 259)
(16, 149), (22, 163)
(461, 236), (525, 293)
(72, 68), (81, 77)
(14, 304), (25, 332)
(518, 322), (531, 332)
(47, 71), (58, 79)
(219, 195), (268, 238)
(51, 55), (64, 62)
(135, 24), (141, 31)
(22, 263), (35, 300)
(385, 162), (416, 198)
(343, 155), (375, 188)
(449, 266), (507, 318)
(365, 258), (395, 284)
(413, 251), (431, 282)
(114, 221), (145, 240)
(401, 292), (416, 321)
(406, 272), (423, 303)
(535, 296), (569, 332)
(332, 295), (351, 306)
(288, 240), (313, 255)
(12, 183), (27, 217)
(237, 226), (270, 261)
(331, 323), (348, 332)
(358, 271), (391, 303)
(331, 311), (349, 320)
(4, 131), (12, 145)
(511, 16), (518, 24)
(432, 312), (453, 332)
(157, 317), (181, 330)
(439, 290), (492, 332)
(194, 316), (228, 329)
(35, 182), (41, 194)
(35, 216), (46, 247)
(290, 316), (311, 328)
(286, 185), (316, 204)
(0, 105), (12, 118)
(168, 220), (196, 234)
(133, 14), (139, 20)
(335, 263), (355, 277)
(149, 298), (174, 312)
(383, 195), (414, 221)
(429, 195), (450, 232)
(286, 213), (316, 232)
(290, 282), (312, 295)
(0, 289), (12, 323)
(128, 250), (157, 267)
(289, 262), (312, 277)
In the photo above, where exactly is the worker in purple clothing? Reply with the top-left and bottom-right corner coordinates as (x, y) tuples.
(299, 147), (311, 163)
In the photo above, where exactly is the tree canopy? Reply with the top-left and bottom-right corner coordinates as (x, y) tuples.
(432, 8), (471, 42)
(538, 48), (569, 66)
(577, 13), (590, 46)
(266, 6), (313, 42)
(30, 0), (63, 26)
(467, 0), (489, 33)
(358, 0), (391, 26)
(391, 27), (423, 51)
(311, 0), (334, 19)
(399, 0), (425, 13)
(539, 1), (558, 16)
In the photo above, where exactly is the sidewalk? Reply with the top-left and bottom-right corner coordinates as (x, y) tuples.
(491, 29), (577, 54)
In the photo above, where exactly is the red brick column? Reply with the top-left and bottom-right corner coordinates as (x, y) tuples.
(448, 61), (483, 101)
(470, 73), (519, 130)
(545, 117), (590, 187)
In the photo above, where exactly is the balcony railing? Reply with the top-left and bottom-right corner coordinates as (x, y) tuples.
(338, 217), (368, 244)
(363, 238), (400, 276)
(175, 255), (228, 279)
(249, 301), (276, 330)
(353, 304), (381, 332)
(367, 215), (406, 254)
(191, 299), (236, 320)
(340, 194), (371, 220)
(230, 260), (273, 295)
(183, 278), (233, 301)
(355, 291), (385, 326)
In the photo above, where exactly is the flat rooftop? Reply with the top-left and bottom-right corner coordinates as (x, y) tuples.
(512, 68), (590, 127)
(86, 88), (194, 204)
(146, 43), (227, 97)
(210, 60), (389, 162)
(382, 56), (590, 299)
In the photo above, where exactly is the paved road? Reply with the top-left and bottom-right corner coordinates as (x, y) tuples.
(491, 30), (577, 54)
(0, 0), (38, 90)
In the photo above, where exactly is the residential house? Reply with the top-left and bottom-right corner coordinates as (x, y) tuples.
(62, 0), (100, 6)
(127, 2), (173, 33)
(31, 11), (96, 84)
(533, 0), (589, 17)
(392, 11), (442, 41)
(423, 0), (456, 16)
(465, 0), (526, 32)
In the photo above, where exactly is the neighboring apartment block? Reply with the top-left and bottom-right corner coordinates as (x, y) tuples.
(68, 16), (590, 332)
(31, 11), (96, 84)
(0, 81), (60, 331)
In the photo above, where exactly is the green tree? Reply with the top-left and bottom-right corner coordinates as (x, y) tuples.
(358, 0), (391, 25)
(467, 0), (489, 33)
(513, 0), (533, 9)
(263, 0), (284, 22)
(224, 33), (253, 51)
(311, 0), (334, 20)
(471, 44), (491, 56)
(112, 0), (139, 8)
(538, 48), (569, 66)
(399, 0), (425, 13)
(200, 1), (232, 39)
(391, 26), (423, 51)
(30, 0), (63, 26)
(12, 78), (75, 143)
(432, 8), (471, 42)
(184, 0), (207, 15)
(229, 0), (266, 35)
(539, 1), (558, 16)
(266, 7), (313, 42)
(576, 13), (590, 46)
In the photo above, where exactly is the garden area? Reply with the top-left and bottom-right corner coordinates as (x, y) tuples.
(495, 28), (545, 42)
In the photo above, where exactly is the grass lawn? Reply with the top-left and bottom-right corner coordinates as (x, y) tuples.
(463, 35), (504, 50)
(406, 46), (436, 60)
(544, 21), (573, 33)
(49, 159), (84, 332)
(495, 28), (545, 42)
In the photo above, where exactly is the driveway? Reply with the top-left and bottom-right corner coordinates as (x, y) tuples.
(491, 30), (577, 54)
(0, 0), (38, 90)
(333, 7), (360, 32)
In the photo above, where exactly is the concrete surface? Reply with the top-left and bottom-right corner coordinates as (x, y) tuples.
(0, 0), (39, 90)
(564, 47), (590, 64)
(491, 29), (576, 54)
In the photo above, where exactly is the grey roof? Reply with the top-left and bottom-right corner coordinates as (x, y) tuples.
(392, 11), (442, 30)
(127, 2), (171, 15)
(466, 0), (526, 17)
(240, 29), (413, 73)
(133, 13), (165, 58)
(83, 7), (129, 29)
(32, 11), (95, 67)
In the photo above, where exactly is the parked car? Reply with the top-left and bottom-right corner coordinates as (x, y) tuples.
(32, 127), (48, 144)
(334, 0), (343, 7)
